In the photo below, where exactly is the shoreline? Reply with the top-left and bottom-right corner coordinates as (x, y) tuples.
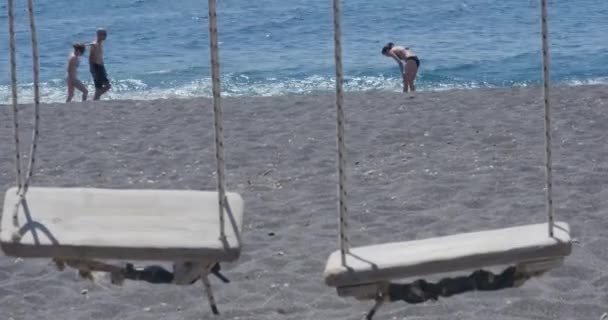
(1, 82), (607, 106)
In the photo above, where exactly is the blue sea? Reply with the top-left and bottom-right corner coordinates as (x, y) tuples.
(1, 0), (607, 103)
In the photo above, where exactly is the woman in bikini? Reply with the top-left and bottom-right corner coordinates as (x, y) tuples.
(382, 42), (420, 93)
(66, 43), (88, 102)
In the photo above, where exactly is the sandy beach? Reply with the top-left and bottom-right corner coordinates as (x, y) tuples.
(0, 84), (607, 320)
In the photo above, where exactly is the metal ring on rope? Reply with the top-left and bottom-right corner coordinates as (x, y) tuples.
(207, 0), (227, 240)
(332, 0), (350, 266)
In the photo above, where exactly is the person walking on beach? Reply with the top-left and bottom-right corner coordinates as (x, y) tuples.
(382, 42), (419, 93)
(66, 43), (88, 102)
(89, 28), (111, 100)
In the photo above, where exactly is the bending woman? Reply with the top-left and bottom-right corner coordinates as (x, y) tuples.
(66, 43), (88, 102)
(382, 42), (420, 92)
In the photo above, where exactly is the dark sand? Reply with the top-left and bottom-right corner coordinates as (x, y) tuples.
(0, 85), (607, 319)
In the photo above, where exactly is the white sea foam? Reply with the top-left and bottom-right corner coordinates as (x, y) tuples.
(1, 75), (606, 104)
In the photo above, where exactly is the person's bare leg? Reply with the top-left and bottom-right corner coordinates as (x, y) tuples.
(74, 79), (88, 101)
(102, 83), (111, 97)
(405, 61), (418, 92)
(93, 89), (101, 100)
(93, 86), (108, 100)
(66, 81), (75, 102)
(94, 84), (111, 100)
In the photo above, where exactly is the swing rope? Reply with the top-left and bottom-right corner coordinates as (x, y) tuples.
(4, 3), (234, 313)
(207, 0), (228, 240)
(332, 0), (350, 266)
(6, 0), (230, 241)
(7, 0), (42, 241)
(539, 0), (555, 237)
(7, 0), (21, 192)
(330, 0), (558, 265)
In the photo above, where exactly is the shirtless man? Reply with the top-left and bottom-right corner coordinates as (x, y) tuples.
(381, 42), (420, 93)
(89, 28), (111, 100)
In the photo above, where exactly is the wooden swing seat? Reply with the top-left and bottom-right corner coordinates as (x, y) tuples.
(0, 187), (244, 262)
(324, 221), (571, 288)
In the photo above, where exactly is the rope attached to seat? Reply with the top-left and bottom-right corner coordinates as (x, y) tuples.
(7, 0), (21, 192)
(6, 0), (42, 240)
(539, 0), (555, 237)
(24, 0), (42, 194)
(332, 0), (350, 266)
(207, 0), (227, 240)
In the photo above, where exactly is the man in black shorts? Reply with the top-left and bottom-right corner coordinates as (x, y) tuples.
(89, 28), (111, 100)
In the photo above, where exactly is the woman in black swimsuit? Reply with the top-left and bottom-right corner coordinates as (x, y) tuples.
(382, 42), (420, 93)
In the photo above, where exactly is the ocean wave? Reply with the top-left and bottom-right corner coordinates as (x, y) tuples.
(1, 75), (607, 104)
(562, 77), (608, 86)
